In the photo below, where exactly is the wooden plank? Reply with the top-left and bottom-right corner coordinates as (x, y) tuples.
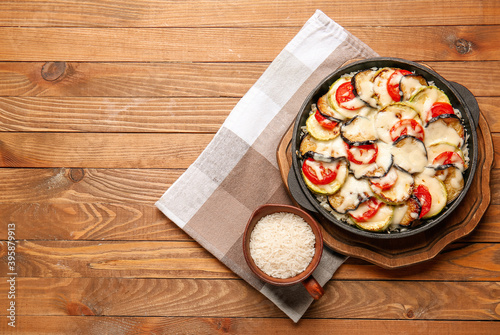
(0, 278), (498, 320)
(0, 203), (190, 241)
(1, 0), (498, 27)
(0, 133), (213, 168)
(0, 96), (498, 133)
(0, 168), (178, 204)
(0, 62), (498, 99)
(7, 316), (500, 335)
(0, 97), (234, 133)
(0, 62), (263, 98)
(0, 132), (498, 169)
(1, 240), (499, 281)
(0, 26), (499, 62)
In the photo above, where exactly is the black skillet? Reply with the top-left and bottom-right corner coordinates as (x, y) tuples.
(288, 57), (479, 240)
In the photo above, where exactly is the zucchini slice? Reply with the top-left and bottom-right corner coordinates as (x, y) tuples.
(299, 134), (347, 158)
(414, 170), (448, 219)
(375, 103), (420, 143)
(409, 86), (450, 122)
(306, 111), (341, 141)
(352, 69), (379, 108)
(302, 159), (349, 195)
(434, 166), (464, 204)
(392, 135), (428, 174)
(371, 168), (414, 205)
(341, 115), (378, 145)
(424, 116), (465, 148)
(349, 202), (394, 232)
(427, 142), (466, 170)
(327, 76), (369, 118)
(399, 74), (427, 101)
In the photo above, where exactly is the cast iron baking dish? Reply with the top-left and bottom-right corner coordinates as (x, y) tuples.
(288, 57), (479, 240)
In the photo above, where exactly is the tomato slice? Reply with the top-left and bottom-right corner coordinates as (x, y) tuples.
(370, 168), (398, 190)
(335, 81), (359, 110)
(314, 110), (338, 130)
(429, 102), (454, 121)
(350, 197), (383, 222)
(432, 151), (464, 167)
(413, 184), (432, 218)
(302, 158), (340, 185)
(389, 119), (425, 142)
(387, 69), (412, 102)
(345, 142), (378, 165)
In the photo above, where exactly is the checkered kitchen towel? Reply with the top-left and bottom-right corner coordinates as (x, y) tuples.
(156, 10), (378, 322)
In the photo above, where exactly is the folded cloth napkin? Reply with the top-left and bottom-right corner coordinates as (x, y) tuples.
(156, 9), (378, 322)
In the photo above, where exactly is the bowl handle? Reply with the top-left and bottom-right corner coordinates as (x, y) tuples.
(287, 169), (318, 213)
(450, 81), (480, 129)
(302, 275), (324, 300)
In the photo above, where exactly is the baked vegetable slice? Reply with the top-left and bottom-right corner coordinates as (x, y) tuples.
(392, 135), (428, 174)
(375, 102), (421, 143)
(372, 67), (397, 108)
(352, 69), (379, 108)
(327, 76), (370, 118)
(370, 167), (414, 205)
(328, 175), (372, 214)
(410, 86), (450, 123)
(394, 195), (422, 227)
(414, 170), (448, 219)
(434, 166), (464, 204)
(424, 115), (465, 148)
(349, 198), (394, 232)
(346, 141), (393, 179)
(301, 157), (349, 195)
(306, 110), (341, 141)
(317, 94), (346, 121)
(299, 134), (347, 158)
(341, 115), (378, 145)
(399, 74), (427, 101)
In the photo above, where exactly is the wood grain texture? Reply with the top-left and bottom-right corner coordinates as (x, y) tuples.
(0, 97), (234, 132)
(4, 316), (500, 335)
(0, 278), (498, 320)
(0, 168), (179, 203)
(0, 240), (499, 281)
(0, 133), (213, 168)
(0, 26), (499, 62)
(1, 61), (498, 98)
(1, 0), (499, 27)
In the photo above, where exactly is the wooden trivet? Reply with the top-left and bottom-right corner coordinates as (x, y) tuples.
(277, 111), (493, 268)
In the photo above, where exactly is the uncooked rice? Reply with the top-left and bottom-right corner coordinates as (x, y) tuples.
(249, 212), (316, 279)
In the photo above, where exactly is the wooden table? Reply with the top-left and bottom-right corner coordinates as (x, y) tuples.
(0, 1), (499, 334)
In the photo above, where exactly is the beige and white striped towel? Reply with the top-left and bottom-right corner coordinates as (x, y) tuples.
(156, 10), (378, 322)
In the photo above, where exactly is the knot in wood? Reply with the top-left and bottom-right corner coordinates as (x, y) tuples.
(406, 309), (415, 318)
(454, 38), (472, 55)
(41, 61), (67, 81)
(69, 168), (85, 183)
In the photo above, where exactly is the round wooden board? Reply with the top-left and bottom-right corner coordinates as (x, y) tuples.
(276, 112), (493, 269)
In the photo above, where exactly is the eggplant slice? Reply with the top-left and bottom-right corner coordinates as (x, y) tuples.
(299, 134), (347, 158)
(434, 166), (464, 204)
(370, 167), (414, 205)
(424, 115), (465, 148)
(352, 69), (379, 108)
(341, 115), (378, 145)
(392, 135), (428, 174)
(327, 175), (373, 214)
(372, 67), (397, 108)
(348, 141), (393, 179)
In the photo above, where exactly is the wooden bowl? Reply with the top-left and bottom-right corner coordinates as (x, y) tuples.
(242, 204), (324, 299)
